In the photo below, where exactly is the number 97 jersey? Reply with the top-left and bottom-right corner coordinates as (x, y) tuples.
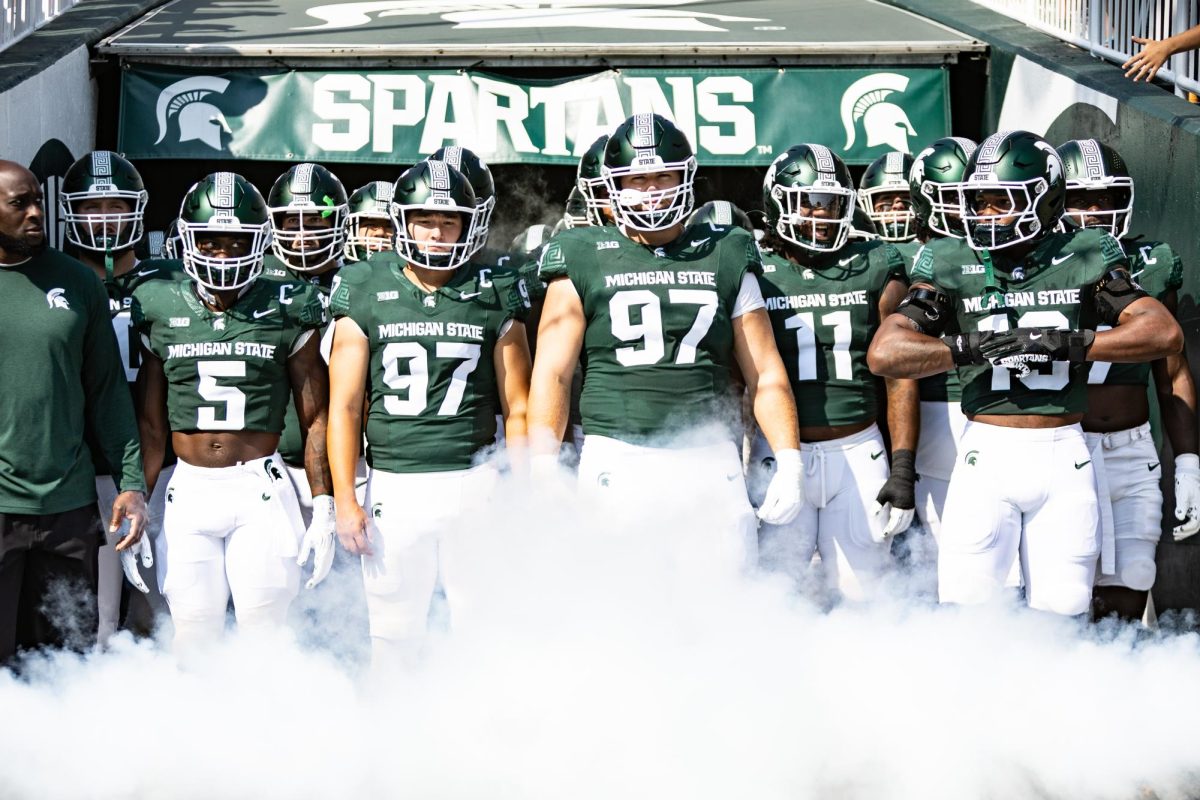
(132, 277), (326, 433)
(538, 223), (760, 441)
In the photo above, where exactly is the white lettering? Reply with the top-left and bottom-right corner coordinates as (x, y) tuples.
(370, 75), (426, 154)
(696, 76), (756, 155)
(312, 74), (371, 152)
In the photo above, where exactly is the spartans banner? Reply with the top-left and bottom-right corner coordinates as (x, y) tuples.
(119, 66), (949, 166)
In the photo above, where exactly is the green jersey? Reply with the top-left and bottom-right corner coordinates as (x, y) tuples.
(89, 258), (186, 477)
(911, 228), (1126, 416)
(759, 241), (905, 427)
(897, 240), (962, 403)
(0, 248), (145, 514)
(539, 222), (760, 441)
(133, 276), (326, 434)
(329, 258), (522, 473)
(262, 261), (339, 467)
(1086, 239), (1182, 388)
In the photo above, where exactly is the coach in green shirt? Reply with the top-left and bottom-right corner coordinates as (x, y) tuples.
(0, 160), (147, 664)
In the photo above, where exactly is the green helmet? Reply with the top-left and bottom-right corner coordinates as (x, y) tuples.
(955, 130), (1065, 251)
(762, 143), (857, 252)
(390, 159), (479, 272)
(429, 146), (495, 256)
(60, 151), (148, 253)
(576, 134), (611, 226)
(510, 223), (553, 257)
(858, 151), (915, 242)
(909, 136), (977, 239)
(343, 181), (396, 262)
(1056, 139), (1134, 238)
(178, 172), (271, 291)
(687, 200), (753, 233)
(848, 206), (879, 242)
(563, 186), (590, 229)
(602, 113), (697, 232)
(267, 163), (349, 272)
(163, 218), (182, 260)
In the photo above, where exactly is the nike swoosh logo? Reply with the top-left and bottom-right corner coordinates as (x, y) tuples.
(253, 308), (277, 319)
(1149, 462), (1161, 472)
(691, 238), (710, 248)
(1075, 459), (1091, 470)
(870, 451), (884, 460)
(459, 291), (481, 300)
(1028, 332), (1041, 340)
(135, 268), (158, 277)
(1051, 254), (1075, 265)
(838, 258), (854, 267)
(1131, 269), (1145, 280)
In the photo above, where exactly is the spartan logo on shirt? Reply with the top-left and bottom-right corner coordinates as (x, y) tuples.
(45, 288), (70, 309)
(153, 75), (233, 151)
(840, 73), (917, 155)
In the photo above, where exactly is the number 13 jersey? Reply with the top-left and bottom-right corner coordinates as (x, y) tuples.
(538, 223), (761, 442)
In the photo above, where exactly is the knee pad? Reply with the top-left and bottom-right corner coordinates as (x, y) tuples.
(1114, 539), (1158, 591)
(1030, 584), (1093, 617)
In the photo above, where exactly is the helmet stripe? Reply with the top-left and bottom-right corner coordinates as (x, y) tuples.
(442, 146), (463, 171)
(950, 137), (978, 159)
(293, 163), (315, 195)
(810, 144), (836, 179)
(213, 172), (235, 209)
(375, 180), (394, 202)
(91, 150), (113, 178)
(428, 160), (451, 191)
(631, 113), (655, 148)
(1077, 139), (1106, 181)
(712, 201), (733, 225)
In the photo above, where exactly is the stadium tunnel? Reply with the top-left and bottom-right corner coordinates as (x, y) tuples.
(86, 0), (989, 246)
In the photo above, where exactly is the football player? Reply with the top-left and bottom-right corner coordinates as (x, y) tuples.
(60, 150), (180, 639)
(133, 172), (334, 649)
(527, 113), (801, 566)
(1058, 138), (1198, 622)
(753, 144), (917, 599)
(327, 160), (531, 665)
(264, 163), (348, 531)
(162, 218), (182, 260)
(868, 130), (1183, 616)
(562, 186), (590, 229)
(576, 134), (612, 227)
(688, 200), (754, 233)
(901, 137), (978, 543)
(859, 152), (916, 242)
(344, 181), (396, 263)
(848, 206), (879, 243)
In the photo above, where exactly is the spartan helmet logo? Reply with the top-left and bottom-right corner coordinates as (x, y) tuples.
(154, 76), (233, 151)
(840, 73), (917, 155)
(1034, 140), (1064, 184)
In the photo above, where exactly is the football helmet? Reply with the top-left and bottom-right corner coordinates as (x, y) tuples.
(763, 144), (857, 252)
(390, 160), (478, 272)
(858, 151), (915, 242)
(848, 206), (879, 242)
(163, 218), (182, 260)
(60, 151), (148, 253)
(178, 172), (271, 291)
(344, 181), (396, 262)
(1057, 139), (1135, 238)
(428, 146), (495, 256)
(510, 223), (553, 256)
(576, 134), (611, 226)
(563, 186), (590, 229)
(953, 130), (1065, 250)
(602, 113), (697, 232)
(267, 163), (348, 272)
(687, 200), (753, 233)
(909, 136), (977, 238)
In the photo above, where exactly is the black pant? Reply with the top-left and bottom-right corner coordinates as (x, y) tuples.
(0, 504), (103, 665)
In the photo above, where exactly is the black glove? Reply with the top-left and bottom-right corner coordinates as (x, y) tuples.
(979, 327), (1095, 377)
(874, 449), (916, 511)
(941, 331), (994, 366)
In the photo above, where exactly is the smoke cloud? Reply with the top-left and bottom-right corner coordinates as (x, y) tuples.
(2, 452), (1200, 799)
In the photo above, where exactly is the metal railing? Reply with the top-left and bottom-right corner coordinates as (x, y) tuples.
(977, 0), (1200, 96)
(2, 0), (80, 51)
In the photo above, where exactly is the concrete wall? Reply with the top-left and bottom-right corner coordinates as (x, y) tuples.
(0, 44), (96, 165)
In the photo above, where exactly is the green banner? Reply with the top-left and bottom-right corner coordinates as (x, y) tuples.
(119, 66), (950, 166)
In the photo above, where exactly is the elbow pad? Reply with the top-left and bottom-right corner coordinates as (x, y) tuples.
(1094, 268), (1148, 325)
(896, 287), (953, 336)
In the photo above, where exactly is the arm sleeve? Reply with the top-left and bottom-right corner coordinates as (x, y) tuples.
(537, 239), (569, 282)
(882, 243), (909, 283)
(81, 277), (146, 494)
(731, 273), (766, 318)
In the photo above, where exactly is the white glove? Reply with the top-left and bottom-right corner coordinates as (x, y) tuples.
(298, 495), (337, 589)
(120, 532), (153, 594)
(870, 504), (915, 542)
(756, 448), (803, 526)
(1173, 454), (1200, 541)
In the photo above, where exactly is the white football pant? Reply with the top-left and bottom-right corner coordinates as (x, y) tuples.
(749, 424), (892, 601)
(938, 422), (1100, 616)
(361, 462), (499, 664)
(1086, 423), (1163, 592)
(914, 401), (968, 543)
(158, 455), (304, 649)
(577, 434), (758, 572)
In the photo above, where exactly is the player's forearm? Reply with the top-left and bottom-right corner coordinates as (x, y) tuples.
(303, 412), (333, 497)
(752, 371), (800, 453)
(1156, 349), (1198, 456)
(138, 420), (166, 496)
(526, 370), (570, 455)
(327, 406), (362, 506)
(867, 317), (955, 379)
(884, 377), (920, 452)
(1089, 304), (1183, 363)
